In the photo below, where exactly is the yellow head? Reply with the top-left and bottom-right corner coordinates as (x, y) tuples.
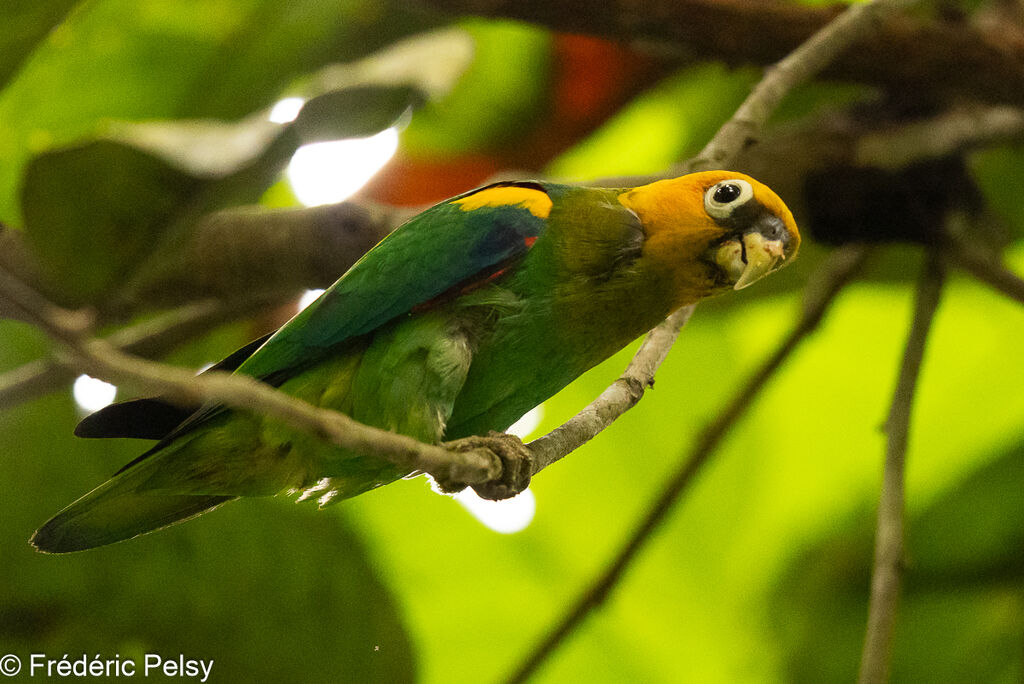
(618, 170), (800, 307)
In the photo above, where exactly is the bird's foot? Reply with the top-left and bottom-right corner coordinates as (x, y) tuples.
(441, 431), (533, 500)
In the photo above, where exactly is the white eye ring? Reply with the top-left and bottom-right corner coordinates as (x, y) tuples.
(704, 179), (754, 220)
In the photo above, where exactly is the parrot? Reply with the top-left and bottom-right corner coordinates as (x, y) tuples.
(31, 170), (799, 553)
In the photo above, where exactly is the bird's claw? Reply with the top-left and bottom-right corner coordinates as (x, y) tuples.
(441, 431), (533, 500)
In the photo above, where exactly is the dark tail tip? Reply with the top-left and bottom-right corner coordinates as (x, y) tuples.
(30, 494), (236, 554)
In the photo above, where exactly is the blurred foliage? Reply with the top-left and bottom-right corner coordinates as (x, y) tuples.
(400, 20), (552, 157)
(2, 1), (1024, 683)
(22, 82), (420, 304)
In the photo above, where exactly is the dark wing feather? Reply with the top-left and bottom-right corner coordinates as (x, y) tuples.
(74, 332), (274, 440)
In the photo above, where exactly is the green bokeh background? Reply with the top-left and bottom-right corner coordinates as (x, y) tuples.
(3, 2), (1024, 682)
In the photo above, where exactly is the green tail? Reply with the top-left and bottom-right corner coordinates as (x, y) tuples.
(31, 461), (235, 553)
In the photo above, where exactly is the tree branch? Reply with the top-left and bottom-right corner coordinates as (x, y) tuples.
(527, 305), (695, 473)
(853, 105), (1024, 171)
(505, 245), (869, 684)
(501, 1), (919, 679)
(690, 0), (922, 172)
(0, 265), (503, 490)
(858, 252), (945, 684)
(0, 200), (409, 317)
(421, 0), (1024, 107)
(941, 230), (1024, 306)
(113, 201), (409, 314)
(0, 294), (282, 411)
(544, 0), (917, 485)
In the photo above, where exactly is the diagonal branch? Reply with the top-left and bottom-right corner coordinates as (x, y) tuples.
(858, 252), (945, 684)
(527, 305), (696, 474)
(502, 1), (920, 679)
(941, 231), (1024, 306)
(0, 264), (503, 491)
(689, 0), (922, 173)
(505, 245), (869, 684)
(0, 293), (282, 411)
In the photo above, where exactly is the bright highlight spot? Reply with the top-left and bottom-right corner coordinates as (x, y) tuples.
(455, 487), (536, 534)
(73, 374), (117, 412)
(507, 405), (544, 439)
(298, 288), (326, 311)
(286, 128), (399, 206)
(269, 97), (305, 124)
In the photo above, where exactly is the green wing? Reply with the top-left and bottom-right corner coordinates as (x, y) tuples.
(235, 181), (550, 380)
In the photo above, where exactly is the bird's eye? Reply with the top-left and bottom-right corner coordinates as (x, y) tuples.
(713, 184), (741, 203)
(704, 179), (754, 220)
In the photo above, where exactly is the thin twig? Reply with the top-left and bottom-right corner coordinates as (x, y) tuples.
(548, 0), (920, 483)
(690, 0), (923, 172)
(0, 265), (503, 488)
(527, 305), (696, 473)
(858, 252), (945, 684)
(503, 5), (917, 672)
(854, 105), (1024, 170)
(941, 232), (1024, 306)
(504, 246), (868, 684)
(506, 6), (920, 674)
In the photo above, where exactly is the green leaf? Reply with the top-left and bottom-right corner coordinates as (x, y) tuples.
(400, 20), (552, 156)
(21, 141), (204, 304)
(0, 1), (81, 90)
(0, 0), (436, 225)
(17, 27), (471, 305)
(291, 85), (423, 142)
(769, 439), (1024, 684)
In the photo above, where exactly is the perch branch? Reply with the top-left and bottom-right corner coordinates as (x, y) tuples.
(505, 0), (918, 679)
(0, 0), (928, 505)
(527, 305), (696, 473)
(0, 265), (503, 490)
(506, 245), (869, 684)
(858, 252), (945, 684)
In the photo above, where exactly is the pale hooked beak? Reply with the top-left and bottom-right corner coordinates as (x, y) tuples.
(715, 231), (787, 290)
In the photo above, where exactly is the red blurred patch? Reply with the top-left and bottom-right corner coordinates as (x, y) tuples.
(360, 34), (669, 207)
(362, 153), (503, 207)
